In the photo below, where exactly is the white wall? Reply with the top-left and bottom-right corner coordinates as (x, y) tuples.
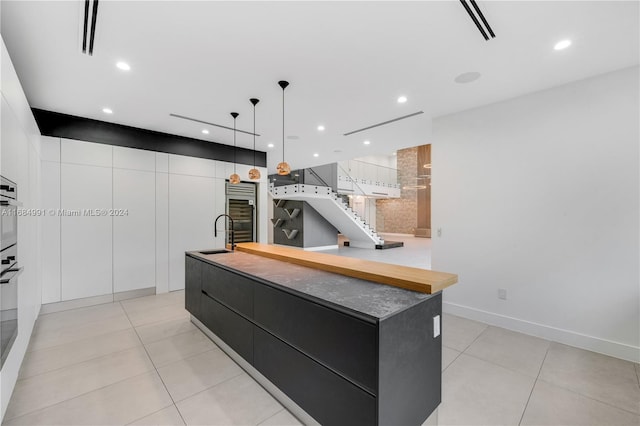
(432, 66), (639, 362)
(0, 37), (42, 419)
(40, 140), (268, 302)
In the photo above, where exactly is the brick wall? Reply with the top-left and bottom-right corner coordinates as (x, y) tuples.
(376, 146), (418, 234)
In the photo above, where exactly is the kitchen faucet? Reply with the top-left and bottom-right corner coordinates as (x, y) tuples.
(214, 214), (235, 251)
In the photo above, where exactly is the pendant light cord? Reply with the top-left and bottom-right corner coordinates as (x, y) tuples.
(233, 116), (237, 173)
(253, 105), (256, 168)
(282, 87), (285, 163)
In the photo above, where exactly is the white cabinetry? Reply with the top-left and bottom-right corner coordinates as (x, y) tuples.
(168, 173), (216, 291)
(113, 168), (155, 293)
(60, 163), (112, 300)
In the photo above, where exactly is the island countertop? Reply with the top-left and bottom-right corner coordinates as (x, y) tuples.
(187, 249), (436, 320)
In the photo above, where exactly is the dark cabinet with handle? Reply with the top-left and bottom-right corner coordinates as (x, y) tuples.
(185, 252), (442, 426)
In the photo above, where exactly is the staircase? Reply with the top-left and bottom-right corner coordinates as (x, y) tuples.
(270, 183), (384, 249)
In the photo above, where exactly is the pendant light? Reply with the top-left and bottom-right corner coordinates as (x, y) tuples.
(229, 112), (241, 184)
(248, 98), (261, 180)
(276, 80), (291, 175)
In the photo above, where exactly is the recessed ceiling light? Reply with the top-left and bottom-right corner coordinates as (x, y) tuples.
(102, 108), (113, 114)
(116, 61), (130, 71)
(202, 129), (209, 134)
(267, 143), (274, 148)
(397, 96), (407, 104)
(313, 153), (319, 157)
(363, 140), (371, 145)
(454, 72), (481, 84)
(317, 125), (325, 131)
(554, 39), (572, 51)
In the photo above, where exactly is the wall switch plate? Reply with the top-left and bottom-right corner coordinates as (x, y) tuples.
(498, 289), (507, 300)
(433, 315), (441, 337)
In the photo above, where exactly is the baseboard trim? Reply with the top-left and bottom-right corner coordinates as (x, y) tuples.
(40, 287), (156, 315)
(443, 302), (640, 363)
(191, 316), (319, 426)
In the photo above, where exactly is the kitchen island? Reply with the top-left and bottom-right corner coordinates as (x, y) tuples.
(185, 246), (457, 426)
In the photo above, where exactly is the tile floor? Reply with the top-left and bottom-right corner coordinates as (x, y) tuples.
(4, 289), (639, 425)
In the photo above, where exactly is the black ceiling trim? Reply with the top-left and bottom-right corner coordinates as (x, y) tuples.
(343, 111), (424, 136)
(459, 0), (495, 41)
(32, 108), (266, 167)
(88, 0), (99, 55)
(170, 113), (260, 137)
(82, 0), (89, 54)
(470, 0), (495, 38)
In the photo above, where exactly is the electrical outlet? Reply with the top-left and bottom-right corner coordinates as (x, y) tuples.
(437, 228), (442, 237)
(498, 289), (507, 300)
(433, 315), (441, 337)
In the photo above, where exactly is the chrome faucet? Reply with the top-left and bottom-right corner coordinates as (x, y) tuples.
(214, 214), (235, 250)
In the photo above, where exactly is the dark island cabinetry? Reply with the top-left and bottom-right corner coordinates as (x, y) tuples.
(185, 251), (442, 426)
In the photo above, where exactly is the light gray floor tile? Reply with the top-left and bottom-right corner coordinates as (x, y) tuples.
(635, 363), (640, 386)
(176, 373), (283, 425)
(128, 405), (186, 426)
(145, 329), (217, 368)
(441, 314), (488, 352)
(121, 290), (184, 316)
(5, 372), (173, 426)
(28, 314), (133, 352)
(136, 316), (197, 345)
(438, 353), (535, 425)
(34, 302), (126, 335)
(442, 346), (461, 371)
(126, 302), (190, 328)
(521, 380), (640, 426)
(19, 328), (141, 379)
(320, 234), (432, 269)
(6, 346), (155, 420)
(465, 326), (550, 377)
(157, 348), (243, 402)
(539, 343), (640, 414)
(258, 409), (303, 426)
(421, 408), (438, 426)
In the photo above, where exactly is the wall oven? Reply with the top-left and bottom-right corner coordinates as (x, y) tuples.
(1, 176), (21, 369)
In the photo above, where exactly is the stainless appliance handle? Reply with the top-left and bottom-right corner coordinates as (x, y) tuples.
(0, 199), (23, 207)
(0, 267), (23, 284)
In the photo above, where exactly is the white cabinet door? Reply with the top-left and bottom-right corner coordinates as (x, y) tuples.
(155, 172), (169, 294)
(113, 168), (156, 293)
(168, 174), (216, 291)
(41, 161), (61, 304)
(60, 164), (112, 300)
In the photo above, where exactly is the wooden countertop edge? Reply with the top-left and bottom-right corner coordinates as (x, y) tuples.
(235, 243), (458, 294)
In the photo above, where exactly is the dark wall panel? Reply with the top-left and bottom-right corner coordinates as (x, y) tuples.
(32, 108), (266, 167)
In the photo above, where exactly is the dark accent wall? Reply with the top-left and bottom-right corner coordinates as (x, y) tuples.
(32, 108), (266, 167)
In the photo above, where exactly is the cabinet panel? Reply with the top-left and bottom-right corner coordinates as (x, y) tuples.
(201, 293), (253, 363)
(61, 139), (112, 167)
(169, 154), (216, 178)
(254, 327), (376, 426)
(202, 263), (253, 318)
(155, 172), (169, 293)
(254, 284), (377, 393)
(113, 146), (155, 171)
(113, 168), (156, 293)
(185, 256), (202, 319)
(41, 161), (61, 304)
(60, 163), (112, 300)
(168, 174), (216, 291)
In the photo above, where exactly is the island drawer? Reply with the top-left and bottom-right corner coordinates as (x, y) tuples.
(202, 263), (253, 318)
(185, 256), (202, 319)
(201, 291), (253, 363)
(253, 326), (376, 426)
(254, 284), (377, 394)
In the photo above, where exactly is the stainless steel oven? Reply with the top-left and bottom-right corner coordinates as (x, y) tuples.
(1, 176), (21, 369)
(1, 177), (18, 249)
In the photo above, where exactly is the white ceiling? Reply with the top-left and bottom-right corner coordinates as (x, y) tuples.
(2, 1), (638, 172)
